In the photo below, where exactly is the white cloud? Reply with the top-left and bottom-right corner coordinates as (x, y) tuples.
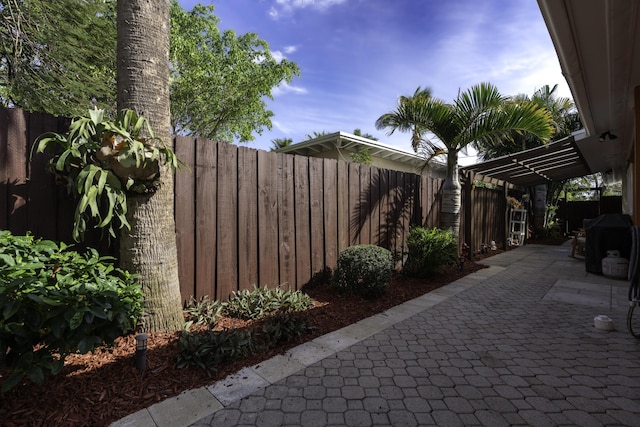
(270, 0), (347, 19)
(272, 81), (308, 96)
(271, 51), (285, 62)
(284, 45), (298, 54)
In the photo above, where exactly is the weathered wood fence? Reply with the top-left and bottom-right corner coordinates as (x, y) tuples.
(1, 107), (506, 301)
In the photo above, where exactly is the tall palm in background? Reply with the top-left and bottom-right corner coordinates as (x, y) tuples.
(477, 84), (582, 234)
(270, 137), (293, 151)
(376, 82), (554, 242)
(480, 84), (580, 160)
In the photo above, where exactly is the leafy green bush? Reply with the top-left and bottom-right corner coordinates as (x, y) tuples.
(332, 245), (393, 298)
(176, 328), (255, 375)
(0, 231), (143, 392)
(224, 285), (313, 320)
(403, 226), (457, 278)
(184, 296), (224, 330)
(261, 313), (308, 345)
(177, 285), (312, 374)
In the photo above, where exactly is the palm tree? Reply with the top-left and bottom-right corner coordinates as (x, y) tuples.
(270, 137), (293, 151)
(477, 84), (582, 234)
(480, 84), (580, 160)
(376, 82), (553, 241)
(352, 128), (379, 141)
(305, 130), (329, 139)
(116, 0), (184, 331)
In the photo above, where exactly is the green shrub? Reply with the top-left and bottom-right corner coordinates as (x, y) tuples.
(261, 313), (308, 345)
(0, 231), (143, 392)
(176, 328), (254, 375)
(403, 226), (457, 278)
(177, 312), (308, 374)
(184, 296), (224, 330)
(332, 245), (393, 298)
(223, 285), (313, 320)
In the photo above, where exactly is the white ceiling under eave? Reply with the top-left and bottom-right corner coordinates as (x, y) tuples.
(537, 0), (640, 178)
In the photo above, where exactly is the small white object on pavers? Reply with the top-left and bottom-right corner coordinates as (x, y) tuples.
(594, 314), (614, 330)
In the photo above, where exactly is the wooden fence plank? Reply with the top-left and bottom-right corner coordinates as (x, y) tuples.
(309, 157), (324, 275)
(389, 170), (399, 255)
(238, 147), (258, 291)
(369, 168), (381, 247)
(337, 160), (349, 253)
(278, 153), (296, 289)
(6, 109), (28, 235)
(323, 158), (338, 270)
(294, 156), (311, 286)
(49, 117), (76, 245)
(397, 171), (408, 258)
(195, 139), (217, 299)
(257, 150), (279, 288)
(348, 162), (360, 245)
(174, 136), (196, 303)
(26, 112), (54, 239)
(378, 168), (390, 249)
(359, 166), (371, 244)
(0, 108), (9, 230)
(216, 143), (238, 299)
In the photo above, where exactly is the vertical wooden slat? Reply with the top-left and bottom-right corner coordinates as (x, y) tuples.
(369, 168), (381, 246)
(309, 157), (324, 275)
(52, 116), (76, 245)
(195, 139), (217, 299)
(174, 135), (196, 303)
(394, 171), (405, 258)
(6, 109), (28, 235)
(389, 170), (399, 254)
(359, 166), (371, 244)
(378, 168), (390, 249)
(337, 160), (349, 253)
(216, 142), (238, 299)
(294, 156), (311, 286)
(323, 158), (338, 271)
(257, 150), (279, 287)
(26, 112), (57, 240)
(238, 147), (258, 291)
(348, 162), (360, 245)
(420, 175), (428, 227)
(0, 108), (10, 230)
(278, 153), (296, 289)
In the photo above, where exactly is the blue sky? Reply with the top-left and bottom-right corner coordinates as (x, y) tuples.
(176, 0), (570, 164)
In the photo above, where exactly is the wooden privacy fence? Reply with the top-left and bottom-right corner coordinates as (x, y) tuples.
(1, 107), (506, 302)
(173, 136), (443, 302)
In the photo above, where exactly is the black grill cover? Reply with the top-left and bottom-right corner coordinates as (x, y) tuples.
(584, 214), (632, 274)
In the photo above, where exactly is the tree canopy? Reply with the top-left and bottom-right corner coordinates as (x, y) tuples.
(0, 0), (299, 142)
(0, 0), (117, 117)
(169, 1), (299, 142)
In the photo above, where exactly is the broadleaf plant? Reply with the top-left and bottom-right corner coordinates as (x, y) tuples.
(34, 109), (181, 242)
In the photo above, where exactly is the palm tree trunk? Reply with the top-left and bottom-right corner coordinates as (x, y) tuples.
(116, 0), (184, 332)
(533, 184), (547, 236)
(441, 150), (462, 241)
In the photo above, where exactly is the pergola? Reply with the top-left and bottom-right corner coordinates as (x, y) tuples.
(461, 132), (592, 187)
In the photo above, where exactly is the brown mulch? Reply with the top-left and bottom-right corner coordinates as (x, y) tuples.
(0, 256), (498, 427)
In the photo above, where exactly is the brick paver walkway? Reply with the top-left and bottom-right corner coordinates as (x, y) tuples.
(190, 244), (640, 426)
